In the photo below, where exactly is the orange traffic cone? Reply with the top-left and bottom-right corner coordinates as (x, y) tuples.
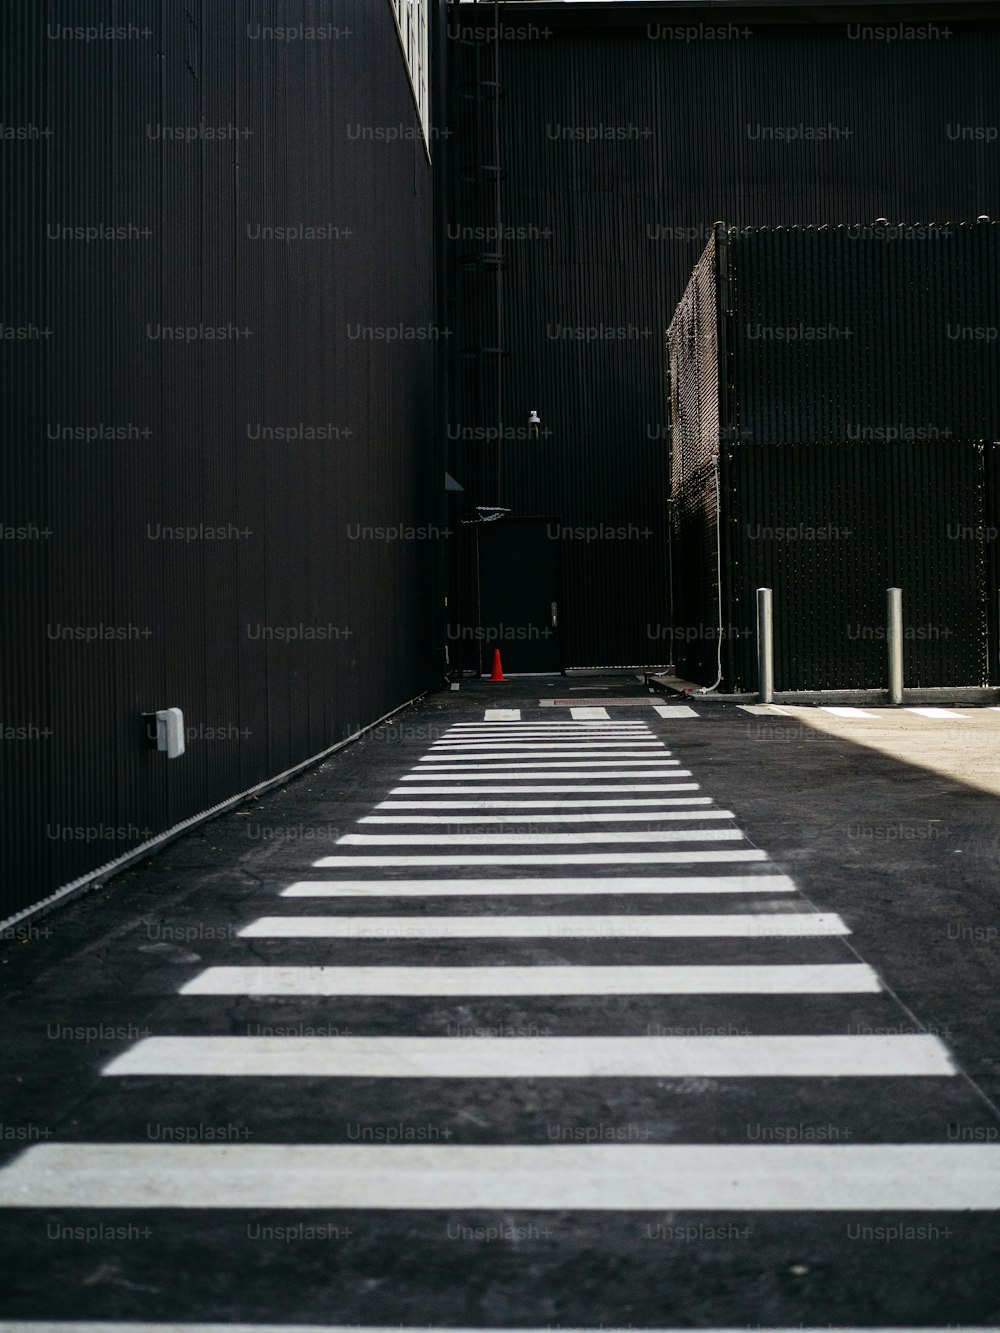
(489, 648), (506, 682)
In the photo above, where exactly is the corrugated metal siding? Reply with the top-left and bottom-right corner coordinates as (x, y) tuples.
(448, 8), (1000, 668)
(2, 0), (438, 919)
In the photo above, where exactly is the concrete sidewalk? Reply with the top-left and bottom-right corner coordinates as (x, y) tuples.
(1, 675), (999, 1327)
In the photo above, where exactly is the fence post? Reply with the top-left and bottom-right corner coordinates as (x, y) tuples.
(757, 587), (774, 704)
(887, 587), (904, 705)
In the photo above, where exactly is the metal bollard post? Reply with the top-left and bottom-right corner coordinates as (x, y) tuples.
(887, 587), (903, 705)
(757, 587), (774, 704)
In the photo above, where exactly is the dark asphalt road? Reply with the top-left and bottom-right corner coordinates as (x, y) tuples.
(1, 676), (999, 1328)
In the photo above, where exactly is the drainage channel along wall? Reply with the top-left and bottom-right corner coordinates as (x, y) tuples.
(667, 221), (1000, 693)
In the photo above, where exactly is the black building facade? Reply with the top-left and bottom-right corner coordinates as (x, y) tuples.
(445, 0), (1000, 670)
(2, 1), (445, 920)
(4, 0), (1000, 919)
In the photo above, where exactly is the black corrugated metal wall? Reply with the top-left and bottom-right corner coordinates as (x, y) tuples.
(447, 2), (1000, 669)
(2, 0), (441, 919)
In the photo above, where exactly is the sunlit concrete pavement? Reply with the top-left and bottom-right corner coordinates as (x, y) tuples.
(1, 674), (1000, 1328)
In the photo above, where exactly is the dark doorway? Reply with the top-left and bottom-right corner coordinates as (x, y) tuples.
(475, 517), (563, 675)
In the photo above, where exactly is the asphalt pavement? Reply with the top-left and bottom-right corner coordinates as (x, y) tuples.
(1, 674), (999, 1329)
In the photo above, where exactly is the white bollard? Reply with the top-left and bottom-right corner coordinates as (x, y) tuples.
(887, 587), (903, 705)
(757, 587), (774, 704)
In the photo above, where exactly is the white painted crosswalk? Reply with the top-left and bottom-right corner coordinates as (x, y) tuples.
(401, 767), (691, 779)
(390, 782), (699, 793)
(2, 1142), (997, 1210)
(377, 796), (709, 808)
(2, 1326), (993, 1333)
(1, 702), (996, 1322)
(429, 752), (668, 761)
(311, 850), (770, 866)
(409, 759), (685, 769)
(432, 738), (665, 747)
(280, 873), (797, 897)
(335, 829), (744, 845)
(180, 963), (881, 996)
(358, 809), (731, 825)
(104, 1032), (950, 1078)
(237, 911), (849, 938)
(467, 703), (1000, 726)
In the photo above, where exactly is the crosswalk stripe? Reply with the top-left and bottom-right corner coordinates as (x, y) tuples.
(436, 732), (656, 741)
(653, 705), (700, 718)
(453, 724), (649, 731)
(570, 706), (610, 719)
(427, 743), (666, 752)
(444, 727), (657, 734)
(442, 731), (651, 739)
(358, 810), (733, 825)
(454, 720), (649, 726)
(311, 850), (769, 867)
(390, 784), (699, 794)
(413, 761), (684, 770)
(418, 751), (669, 762)
(280, 874), (797, 897)
(377, 797), (709, 808)
(2, 1325), (994, 1333)
(103, 1032), (949, 1079)
(335, 830), (744, 846)
(6, 1143), (996, 1210)
(483, 708), (521, 720)
(905, 707), (971, 719)
(820, 706), (873, 718)
(446, 723), (655, 731)
(403, 773), (689, 782)
(238, 912), (849, 939)
(400, 773), (688, 778)
(738, 705), (791, 716)
(540, 697), (666, 706)
(179, 963), (881, 996)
